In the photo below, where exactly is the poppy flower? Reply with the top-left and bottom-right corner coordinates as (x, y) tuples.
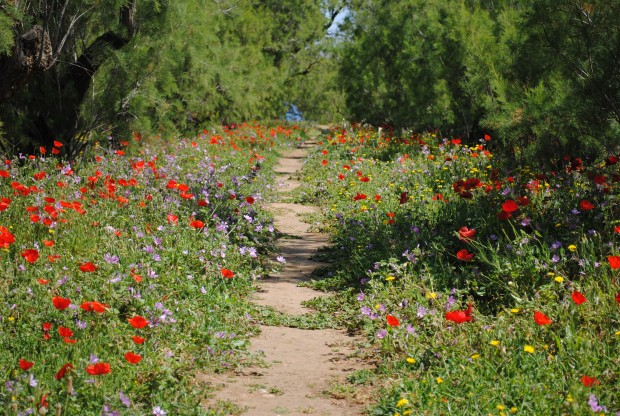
(124, 352), (142, 364)
(19, 359), (34, 371)
(571, 291), (587, 305)
(501, 199), (519, 213)
(189, 219), (204, 229)
(58, 326), (74, 338)
(128, 315), (149, 328)
(245, 196), (255, 204)
(386, 314), (400, 327)
(79, 262), (97, 272)
(20, 249), (39, 264)
(458, 227), (476, 241)
(80, 301), (108, 313)
(497, 210), (511, 221)
(533, 311), (552, 325)
(86, 362), (111, 375)
(445, 304), (473, 324)
(0, 226), (15, 248)
(55, 363), (74, 380)
(221, 268), (235, 278)
(456, 249), (474, 261)
(616, 293), (620, 305)
(167, 214), (179, 225)
(579, 200), (595, 211)
(615, 226), (620, 234)
(37, 278), (49, 285)
(42, 239), (54, 247)
(607, 256), (620, 269)
(132, 336), (146, 344)
(353, 193), (367, 201)
(581, 375), (600, 387)
(399, 192), (409, 204)
(52, 296), (71, 310)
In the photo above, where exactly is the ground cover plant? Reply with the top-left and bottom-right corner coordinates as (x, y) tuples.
(0, 123), (303, 415)
(297, 125), (620, 415)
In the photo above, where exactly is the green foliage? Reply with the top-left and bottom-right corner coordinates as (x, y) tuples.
(0, 0), (343, 155)
(339, 0), (620, 163)
(0, 10), (14, 56)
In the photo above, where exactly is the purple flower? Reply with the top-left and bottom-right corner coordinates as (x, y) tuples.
(357, 292), (365, 301)
(417, 306), (428, 318)
(588, 394), (607, 413)
(376, 329), (387, 339)
(104, 253), (119, 264)
(119, 391), (131, 407)
(152, 407), (167, 416)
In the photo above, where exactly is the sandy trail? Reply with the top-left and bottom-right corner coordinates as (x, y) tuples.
(198, 141), (368, 416)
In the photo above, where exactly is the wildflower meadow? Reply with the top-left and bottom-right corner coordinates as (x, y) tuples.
(295, 125), (620, 415)
(0, 124), (303, 415)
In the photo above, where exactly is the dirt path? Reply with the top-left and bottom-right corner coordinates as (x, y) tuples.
(198, 141), (369, 416)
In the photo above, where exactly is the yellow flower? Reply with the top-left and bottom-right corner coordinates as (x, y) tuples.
(386, 275), (395, 281)
(523, 345), (535, 353)
(615, 331), (620, 336)
(436, 377), (444, 384)
(426, 292), (437, 299)
(510, 308), (520, 314)
(8, 316), (15, 322)
(406, 357), (416, 364)
(490, 340), (500, 346)
(396, 398), (409, 407)
(510, 407), (517, 413)
(471, 354), (480, 360)
(568, 244), (577, 252)
(566, 394), (574, 403)
(497, 405), (505, 411)
(554, 276), (564, 283)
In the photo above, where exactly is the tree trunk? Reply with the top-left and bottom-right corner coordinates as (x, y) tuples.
(0, 25), (54, 103)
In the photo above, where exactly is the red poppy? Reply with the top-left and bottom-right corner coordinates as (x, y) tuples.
(245, 196), (255, 204)
(167, 214), (179, 225)
(615, 226), (620, 234)
(86, 362), (111, 375)
(37, 278), (49, 285)
(517, 196), (530, 206)
(579, 200), (595, 211)
(53, 140), (63, 147)
(19, 359), (34, 371)
(386, 314), (400, 327)
(124, 352), (142, 364)
(399, 192), (409, 204)
(360, 176), (370, 182)
(501, 199), (519, 213)
(33, 171), (46, 181)
(497, 210), (511, 221)
(189, 219), (204, 229)
(80, 301), (108, 313)
(52, 296), (71, 310)
(42, 239), (55, 247)
(128, 315), (149, 328)
(54, 363), (74, 380)
(608, 256), (620, 269)
(445, 304), (473, 324)
(571, 291), (587, 305)
(533, 311), (552, 325)
(456, 249), (474, 261)
(458, 227), (476, 241)
(581, 375), (600, 387)
(132, 336), (146, 344)
(221, 268), (235, 278)
(0, 226), (15, 248)
(63, 337), (77, 344)
(79, 262), (97, 272)
(616, 293), (620, 305)
(58, 326), (74, 338)
(20, 249), (39, 264)
(321, 159), (328, 166)
(353, 193), (367, 201)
